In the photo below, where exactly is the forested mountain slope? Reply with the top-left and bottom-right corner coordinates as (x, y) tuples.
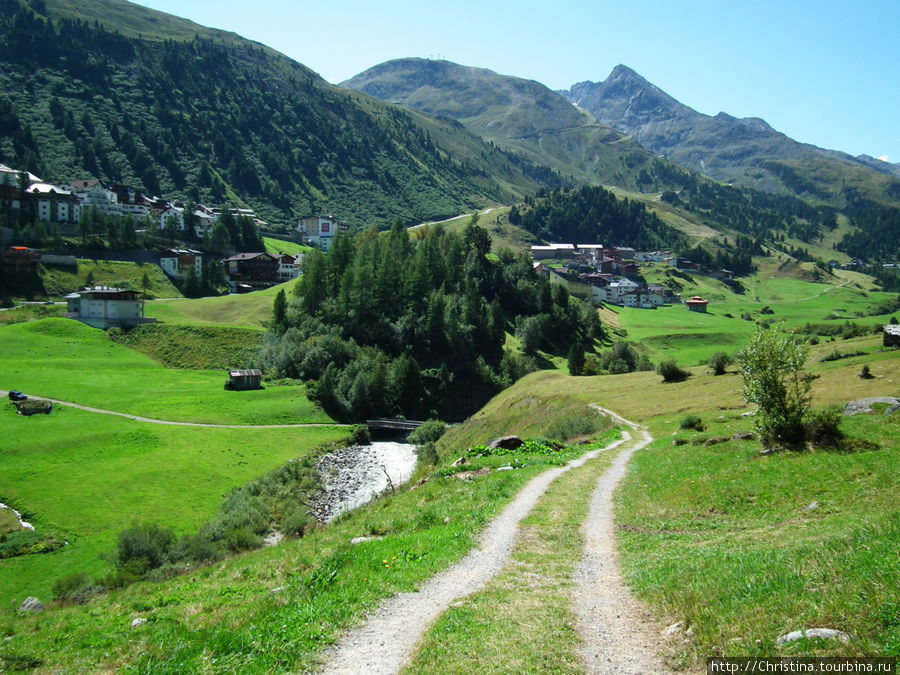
(0, 0), (558, 228)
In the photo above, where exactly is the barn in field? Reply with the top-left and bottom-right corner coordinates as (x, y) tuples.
(225, 369), (262, 390)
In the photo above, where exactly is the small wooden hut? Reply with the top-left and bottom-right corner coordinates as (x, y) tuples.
(225, 369), (262, 390)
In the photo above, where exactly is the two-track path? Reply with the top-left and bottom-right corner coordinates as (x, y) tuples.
(319, 406), (671, 674)
(0, 389), (347, 429)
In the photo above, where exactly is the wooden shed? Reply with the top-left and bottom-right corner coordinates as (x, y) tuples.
(225, 369), (262, 390)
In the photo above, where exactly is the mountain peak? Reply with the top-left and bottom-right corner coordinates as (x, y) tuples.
(606, 64), (644, 82)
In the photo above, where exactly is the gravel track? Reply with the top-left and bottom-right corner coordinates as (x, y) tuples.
(318, 425), (637, 674)
(575, 408), (670, 674)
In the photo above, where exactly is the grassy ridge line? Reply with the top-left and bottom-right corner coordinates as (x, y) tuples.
(407, 434), (625, 673)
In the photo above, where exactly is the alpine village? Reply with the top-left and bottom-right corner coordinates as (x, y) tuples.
(0, 1), (898, 673)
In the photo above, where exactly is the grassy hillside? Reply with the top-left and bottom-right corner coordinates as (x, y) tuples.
(262, 237), (312, 256)
(145, 281), (288, 329)
(40, 259), (180, 299)
(0, 318), (326, 424)
(1, 317), (897, 670)
(110, 323), (263, 369)
(0, 403), (346, 604)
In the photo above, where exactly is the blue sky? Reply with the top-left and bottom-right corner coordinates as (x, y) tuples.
(134, 0), (899, 163)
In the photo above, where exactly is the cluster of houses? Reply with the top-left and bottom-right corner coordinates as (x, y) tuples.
(532, 243), (702, 310)
(1, 163), (353, 255)
(1, 164), (269, 238)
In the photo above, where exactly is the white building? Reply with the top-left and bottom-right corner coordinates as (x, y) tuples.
(159, 205), (185, 230)
(159, 249), (203, 280)
(70, 180), (122, 218)
(296, 215), (349, 251)
(275, 252), (303, 281)
(25, 183), (81, 223)
(65, 286), (156, 329)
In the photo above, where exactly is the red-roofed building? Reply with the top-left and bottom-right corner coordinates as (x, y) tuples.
(686, 295), (708, 313)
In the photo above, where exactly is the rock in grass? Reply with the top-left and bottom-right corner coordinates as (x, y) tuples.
(663, 621), (684, 636)
(131, 618), (147, 629)
(350, 535), (383, 545)
(843, 397), (900, 416)
(18, 597), (44, 613)
(776, 628), (850, 646)
(487, 435), (524, 450)
(732, 432), (755, 441)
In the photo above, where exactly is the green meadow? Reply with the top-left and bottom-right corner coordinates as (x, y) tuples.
(612, 264), (897, 364)
(145, 281), (292, 329)
(0, 319), (329, 424)
(0, 403), (347, 604)
(262, 237), (312, 256)
(1, 262), (898, 671)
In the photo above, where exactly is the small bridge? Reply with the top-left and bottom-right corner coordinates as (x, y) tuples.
(366, 419), (425, 434)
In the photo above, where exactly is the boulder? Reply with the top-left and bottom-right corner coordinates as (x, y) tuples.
(487, 435), (524, 450)
(18, 597), (44, 613)
(776, 628), (850, 646)
(732, 432), (755, 441)
(131, 618), (147, 629)
(843, 397), (900, 416)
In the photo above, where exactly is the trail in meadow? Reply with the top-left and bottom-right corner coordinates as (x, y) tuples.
(574, 406), (671, 674)
(0, 390), (346, 429)
(319, 407), (666, 675)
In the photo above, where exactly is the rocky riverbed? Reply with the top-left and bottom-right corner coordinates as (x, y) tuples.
(309, 442), (417, 523)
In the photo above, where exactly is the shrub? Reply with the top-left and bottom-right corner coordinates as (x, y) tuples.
(224, 527), (261, 552)
(349, 424), (371, 445)
(408, 420), (447, 445)
(51, 572), (93, 603)
(679, 415), (705, 431)
(280, 507), (314, 537)
(167, 533), (219, 564)
(859, 364), (873, 379)
(114, 522), (175, 571)
(737, 325), (812, 449)
(805, 406), (844, 448)
(708, 351), (732, 375)
(415, 441), (439, 465)
(546, 408), (604, 442)
(657, 359), (689, 382)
